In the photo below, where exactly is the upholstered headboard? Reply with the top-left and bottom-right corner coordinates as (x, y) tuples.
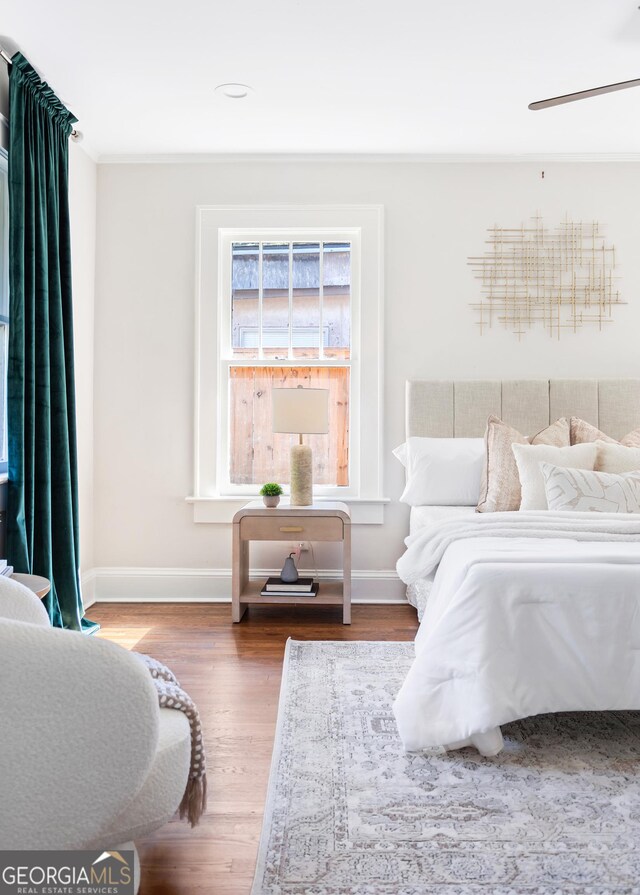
(406, 380), (640, 441)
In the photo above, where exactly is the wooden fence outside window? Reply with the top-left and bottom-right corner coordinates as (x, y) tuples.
(229, 366), (349, 486)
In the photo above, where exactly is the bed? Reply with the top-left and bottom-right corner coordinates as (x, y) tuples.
(393, 379), (640, 756)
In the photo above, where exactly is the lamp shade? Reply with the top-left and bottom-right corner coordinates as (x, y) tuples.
(272, 387), (329, 435)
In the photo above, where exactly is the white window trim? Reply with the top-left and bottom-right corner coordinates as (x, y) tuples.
(188, 205), (386, 524)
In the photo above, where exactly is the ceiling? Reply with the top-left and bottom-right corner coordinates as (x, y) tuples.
(4, 0), (640, 159)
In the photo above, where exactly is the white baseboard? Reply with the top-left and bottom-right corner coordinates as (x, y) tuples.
(84, 566), (406, 604)
(81, 569), (98, 609)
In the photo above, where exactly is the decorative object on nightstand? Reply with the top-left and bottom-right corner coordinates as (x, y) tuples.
(261, 575), (317, 598)
(272, 387), (329, 507)
(232, 501), (351, 624)
(280, 552), (299, 583)
(259, 482), (283, 508)
(260, 581), (319, 598)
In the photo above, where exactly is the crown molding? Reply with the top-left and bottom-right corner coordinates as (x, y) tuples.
(96, 151), (640, 166)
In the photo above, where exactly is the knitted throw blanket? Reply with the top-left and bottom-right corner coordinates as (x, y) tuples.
(134, 652), (207, 827)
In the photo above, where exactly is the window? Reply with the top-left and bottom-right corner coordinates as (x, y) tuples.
(191, 205), (385, 524)
(0, 152), (8, 474)
(225, 240), (351, 489)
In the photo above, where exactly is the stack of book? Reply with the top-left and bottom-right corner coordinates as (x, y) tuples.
(0, 560), (13, 577)
(260, 576), (319, 598)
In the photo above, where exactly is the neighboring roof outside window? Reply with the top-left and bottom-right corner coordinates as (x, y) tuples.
(232, 242), (350, 291)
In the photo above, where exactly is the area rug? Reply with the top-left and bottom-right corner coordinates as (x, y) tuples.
(251, 640), (640, 895)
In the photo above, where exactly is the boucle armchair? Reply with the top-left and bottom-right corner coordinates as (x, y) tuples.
(0, 577), (191, 893)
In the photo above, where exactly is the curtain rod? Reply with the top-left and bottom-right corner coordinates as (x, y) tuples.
(0, 46), (82, 141)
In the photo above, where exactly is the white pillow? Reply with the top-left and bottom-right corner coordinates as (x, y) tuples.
(541, 462), (640, 513)
(511, 442), (598, 510)
(393, 437), (484, 506)
(393, 441), (408, 468)
(595, 440), (640, 474)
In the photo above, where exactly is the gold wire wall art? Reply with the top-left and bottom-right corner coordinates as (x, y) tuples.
(468, 214), (624, 340)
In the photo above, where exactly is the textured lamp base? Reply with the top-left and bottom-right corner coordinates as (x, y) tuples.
(290, 444), (313, 506)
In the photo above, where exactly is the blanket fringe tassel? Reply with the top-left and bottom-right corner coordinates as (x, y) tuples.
(179, 774), (208, 827)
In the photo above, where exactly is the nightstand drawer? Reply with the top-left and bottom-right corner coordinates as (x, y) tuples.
(240, 515), (343, 542)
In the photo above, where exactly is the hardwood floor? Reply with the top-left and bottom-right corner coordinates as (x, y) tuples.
(92, 602), (418, 895)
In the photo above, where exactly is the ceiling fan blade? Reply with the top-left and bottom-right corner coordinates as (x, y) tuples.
(529, 77), (640, 110)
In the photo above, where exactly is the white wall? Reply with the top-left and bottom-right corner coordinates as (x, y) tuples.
(68, 145), (97, 601)
(93, 160), (640, 599)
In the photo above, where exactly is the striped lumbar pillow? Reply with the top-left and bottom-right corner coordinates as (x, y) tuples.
(541, 462), (640, 513)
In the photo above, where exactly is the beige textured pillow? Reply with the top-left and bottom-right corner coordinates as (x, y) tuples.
(570, 418), (640, 447)
(542, 462), (640, 513)
(595, 440), (640, 473)
(476, 416), (570, 513)
(512, 442), (598, 510)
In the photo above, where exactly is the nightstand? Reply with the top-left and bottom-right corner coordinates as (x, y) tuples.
(11, 573), (51, 600)
(232, 501), (351, 624)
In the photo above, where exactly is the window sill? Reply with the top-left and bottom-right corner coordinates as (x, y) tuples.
(186, 496), (389, 525)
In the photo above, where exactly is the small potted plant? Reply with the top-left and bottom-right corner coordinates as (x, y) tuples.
(260, 482), (283, 508)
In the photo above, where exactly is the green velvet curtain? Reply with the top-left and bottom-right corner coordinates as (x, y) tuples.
(7, 53), (96, 631)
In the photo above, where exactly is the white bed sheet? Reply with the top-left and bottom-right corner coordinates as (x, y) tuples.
(394, 518), (640, 754)
(409, 505), (476, 536)
(406, 506), (476, 619)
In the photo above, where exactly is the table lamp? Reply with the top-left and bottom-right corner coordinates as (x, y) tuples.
(272, 387), (329, 506)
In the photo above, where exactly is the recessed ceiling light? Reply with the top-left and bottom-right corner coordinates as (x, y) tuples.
(215, 83), (253, 99)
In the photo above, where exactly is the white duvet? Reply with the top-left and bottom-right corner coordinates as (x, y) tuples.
(394, 511), (640, 755)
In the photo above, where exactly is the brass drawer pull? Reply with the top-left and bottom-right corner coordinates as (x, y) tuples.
(279, 526), (304, 533)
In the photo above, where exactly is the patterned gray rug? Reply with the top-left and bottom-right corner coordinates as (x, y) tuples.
(251, 640), (640, 895)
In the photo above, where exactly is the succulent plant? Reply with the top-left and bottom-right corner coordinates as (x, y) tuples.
(259, 482), (284, 497)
